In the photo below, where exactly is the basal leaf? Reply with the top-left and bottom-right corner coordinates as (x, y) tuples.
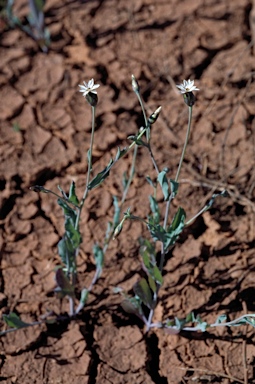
(133, 278), (153, 309)
(2, 312), (30, 329)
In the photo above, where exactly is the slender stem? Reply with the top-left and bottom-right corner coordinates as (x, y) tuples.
(136, 92), (147, 124)
(119, 90), (147, 206)
(121, 145), (138, 205)
(76, 105), (96, 228)
(148, 144), (159, 174)
(146, 105), (193, 331)
(70, 106), (96, 316)
(163, 106), (193, 231)
(185, 205), (208, 227)
(175, 106), (193, 183)
(137, 92), (159, 174)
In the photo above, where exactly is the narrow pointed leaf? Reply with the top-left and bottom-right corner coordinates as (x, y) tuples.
(2, 312), (30, 329)
(88, 159), (114, 190)
(93, 244), (104, 277)
(68, 181), (79, 205)
(170, 179), (179, 197)
(133, 278), (153, 309)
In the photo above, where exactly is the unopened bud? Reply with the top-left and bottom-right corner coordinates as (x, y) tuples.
(86, 92), (98, 107)
(183, 92), (196, 107)
(131, 74), (140, 94)
(147, 106), (162, 125)
(113, 222), (123, 240)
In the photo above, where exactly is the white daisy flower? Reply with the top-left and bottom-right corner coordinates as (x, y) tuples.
(78, 79), (100, 97)
(176, 79), (199, 94)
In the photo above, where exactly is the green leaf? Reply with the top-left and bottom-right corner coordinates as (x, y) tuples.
(147, 208), (186, 252)
(58, 185), (68, 200)
(65, 217), (81, 249)
(127, 135), (148, 148)
(133, 278), (154, 309)
(244, 316), (255, 327)
(57, 235), (76, 271)
(57, 237), (68, 265)
(2, 312), (30, 329)
(157, 168), (170, 200)
(145, 176), (155, 189)
(57, 199), (76, 225)
(115, 147), (127, 160)
(88, 159), (114, 190)
(122, 171), (128, 190)
(139, 238), (163, 286)
(147, 221), (167, 243)
(149, 195), (160, 224)
(152, 265), (163, 285)
(68, 181), (79, 205)
(170, 179), (179, 197)
(148, 275), (157, 293)
(93, 244), (104, 277)
(112, 196), (120, 228)
(171, 207), (186, 232)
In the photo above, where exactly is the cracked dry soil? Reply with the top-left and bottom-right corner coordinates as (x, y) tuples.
(1, 0), (255, 383)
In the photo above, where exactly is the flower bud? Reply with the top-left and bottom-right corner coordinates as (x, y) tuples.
(86, 92), (98, 107)
(131, 74), (140, 94)
(183, 92), (196, 107)
(113, 222), (123, 240)
(147, 106), (162, 125)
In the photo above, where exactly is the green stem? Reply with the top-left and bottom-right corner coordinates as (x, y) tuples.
(146, 105), (193, 331)
(75, 106), (96, 229)
(175, 106), (193, 183)
(69, 106), (96, 316)
(163, 106), (193, 232)
(121, 144), (138, 205)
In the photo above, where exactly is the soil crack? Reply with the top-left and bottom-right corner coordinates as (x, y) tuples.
(145, 333), (167, 384)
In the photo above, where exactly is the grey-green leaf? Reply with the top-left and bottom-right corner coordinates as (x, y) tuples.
(68, 181), (79, 205)
(133, 278), (154, 309)
(2, 312), (30, 329)
(88, 159), (114, 190)
(157, 169), (170, 200)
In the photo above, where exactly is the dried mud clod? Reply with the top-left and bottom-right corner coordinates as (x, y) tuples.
(1, 0), (255, 383)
